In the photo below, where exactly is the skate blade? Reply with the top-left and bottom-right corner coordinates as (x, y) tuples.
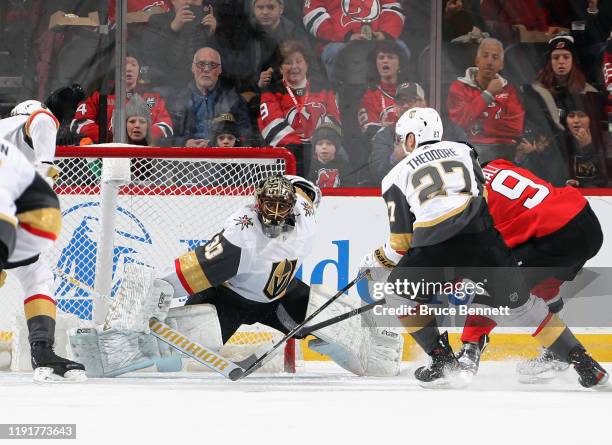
(33, 367), (88, 383)
(516, 369), (558, 384)
(418, 370), (473, 390)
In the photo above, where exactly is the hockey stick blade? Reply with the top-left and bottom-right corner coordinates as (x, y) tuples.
(297, 298), (386, 337)
(149, 318), (245, 381)
(234, 269), (370, 380)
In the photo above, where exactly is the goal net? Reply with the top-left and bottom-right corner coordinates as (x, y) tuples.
(0, 146), (298, 373)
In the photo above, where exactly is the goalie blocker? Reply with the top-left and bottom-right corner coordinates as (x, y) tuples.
(70, 175), (403, 378)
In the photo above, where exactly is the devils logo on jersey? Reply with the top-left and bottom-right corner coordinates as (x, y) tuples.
(316, 168), (340, 188)
(340, 0), (382, 26)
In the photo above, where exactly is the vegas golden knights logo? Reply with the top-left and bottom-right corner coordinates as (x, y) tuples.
(264, 259), (298, 300)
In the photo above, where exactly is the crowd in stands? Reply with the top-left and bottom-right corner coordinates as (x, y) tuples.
(1, 0), (612, 187)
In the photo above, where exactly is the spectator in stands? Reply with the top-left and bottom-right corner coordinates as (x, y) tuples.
(124, 94), (152, 145)
(308, 122), (348, 188)
(258, 40), (341, 176)
(368, 82), (426, 183)
(160, 46), (252, 147)
(447, 38), (525, 163)
(71, 53), (173, 144)
(208, 113), (241, 147)
(143, 0), (217, 88)
(565, 99), (607, 187)
(208, 0), (279, 94)
(528, 35), (601, 130)
(303, 0), (408, 84)
(251, 0), (310, 46)
(480, 0), (567, 42)
(518, 35), (601, 185)
(443, 0), (488, 43)
(604, 38), (612, 116)
(357, 40), (409, 140)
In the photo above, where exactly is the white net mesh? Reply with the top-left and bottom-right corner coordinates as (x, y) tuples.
(0, 147), (297, 372)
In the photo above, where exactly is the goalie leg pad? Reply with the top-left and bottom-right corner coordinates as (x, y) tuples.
(165, 304), (223, 351)
(69, 327), (160, 377)
(305, 285), (403, 377)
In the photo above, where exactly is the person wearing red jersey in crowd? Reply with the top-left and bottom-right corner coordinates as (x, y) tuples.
(457, 159), (607, 389)
(604, 38), (612, 115)
(357, 40), (409, 140)
(108, 0), (171, 24)
(447, 38), (525, 164)
(70, 52), (173, 144)
(258, 40), (341, 176)
(308, 122), (349, 188)
(302, 0), (407, 83)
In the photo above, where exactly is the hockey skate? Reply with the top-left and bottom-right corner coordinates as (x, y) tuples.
(414, 332), (471, 389)
(456, 334), (489, 376)
(568, 347), (609, 390)
(31, 341), (87, 383)
(516, 348), (570, 384)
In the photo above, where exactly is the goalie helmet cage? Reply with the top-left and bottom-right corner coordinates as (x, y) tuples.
(0, 146), (298, 373)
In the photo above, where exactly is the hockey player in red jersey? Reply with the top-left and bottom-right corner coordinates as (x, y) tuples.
(458, 159), (608, 388)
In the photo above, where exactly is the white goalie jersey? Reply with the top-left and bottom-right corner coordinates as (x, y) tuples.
(173, 189), (317, 303)
(380, 140), (487, 263)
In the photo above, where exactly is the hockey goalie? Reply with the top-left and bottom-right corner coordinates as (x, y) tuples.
(70, 175), (403, 378)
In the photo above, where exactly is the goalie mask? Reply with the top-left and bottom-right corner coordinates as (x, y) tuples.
(10, 100), (49, 117)
(256, 176), (297, 238)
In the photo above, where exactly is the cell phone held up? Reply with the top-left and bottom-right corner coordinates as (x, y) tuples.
(202, 2), (213, 16)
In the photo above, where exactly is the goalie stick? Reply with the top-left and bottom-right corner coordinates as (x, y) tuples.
(297, 298), (386, 337)
(231, 269), (370, 381)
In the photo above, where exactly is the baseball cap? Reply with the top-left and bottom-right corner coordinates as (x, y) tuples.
(395, 82), (426, 101)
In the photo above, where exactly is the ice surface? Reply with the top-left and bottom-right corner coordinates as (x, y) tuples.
(0, 362), (610, 445)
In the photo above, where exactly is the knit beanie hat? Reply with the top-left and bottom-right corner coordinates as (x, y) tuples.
(548, 34), (576, 58)
(125, 93), (152, 141)
(211, 113), (240, 140)
(311, 122), (349, 161)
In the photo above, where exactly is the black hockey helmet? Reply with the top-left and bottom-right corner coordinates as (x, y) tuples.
(256, 175), (297, 238)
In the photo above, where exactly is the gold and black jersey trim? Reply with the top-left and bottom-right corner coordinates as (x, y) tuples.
(16, 208), (62, 241)
(413, 197), (471, 228)
(176, 233), (242, 294)
(295, 187), (313, 205)
(389, 233), (412, 253)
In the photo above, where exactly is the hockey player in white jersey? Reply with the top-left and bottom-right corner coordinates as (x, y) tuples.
(1, 100), (61, 183)
(361, 108), (583, 387)
(0, 139), (86, 382)
(72, 175), (403, 378)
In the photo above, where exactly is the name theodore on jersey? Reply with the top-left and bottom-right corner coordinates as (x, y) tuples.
(406, 147), (459, 170)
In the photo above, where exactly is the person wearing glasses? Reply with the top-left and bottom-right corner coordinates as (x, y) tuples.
(161, 46), (252, 147)
(143, 0), (218, 89)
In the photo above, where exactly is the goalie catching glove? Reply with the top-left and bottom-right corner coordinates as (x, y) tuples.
(305, 285), (403, 376)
